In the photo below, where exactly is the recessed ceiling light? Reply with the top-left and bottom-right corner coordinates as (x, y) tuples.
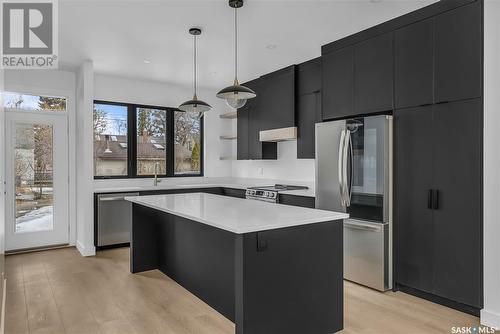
(143, 59), (152, 64)
(266, 44), (277, 50)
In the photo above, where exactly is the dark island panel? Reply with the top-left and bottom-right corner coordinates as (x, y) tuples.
(235, 221), (343, 334)
(131, 202), (344, 334)
(131, 203), (235, 321)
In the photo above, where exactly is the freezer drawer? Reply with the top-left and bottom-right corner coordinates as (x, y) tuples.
(97, 192), (139, 247)
(344, 219), (391, 291)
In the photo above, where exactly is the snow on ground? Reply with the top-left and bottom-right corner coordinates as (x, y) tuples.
(16, 206), (53, 232)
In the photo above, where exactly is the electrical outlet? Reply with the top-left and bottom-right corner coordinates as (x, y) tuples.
(258, 167), (264, 176)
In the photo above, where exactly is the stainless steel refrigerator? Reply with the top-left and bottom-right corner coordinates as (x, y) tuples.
(315, 115), (393, 291)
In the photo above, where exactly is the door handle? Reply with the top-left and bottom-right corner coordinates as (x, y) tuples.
(338, 130), (346, 207)
(345, 130), (353, 207)
(427, 189), (433, 209)
(432, 189), (439, 210)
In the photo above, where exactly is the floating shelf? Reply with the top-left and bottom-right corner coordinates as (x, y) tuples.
(219, 156), (236, 161)
(219, 111), (237, 119)
(220, 135), (237, 140)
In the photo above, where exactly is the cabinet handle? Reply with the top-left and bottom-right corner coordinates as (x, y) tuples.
(433, 190), (439, 210)
(427, 189), (433, 209)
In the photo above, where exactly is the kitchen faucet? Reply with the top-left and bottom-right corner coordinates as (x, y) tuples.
(154, 162), (162, 186)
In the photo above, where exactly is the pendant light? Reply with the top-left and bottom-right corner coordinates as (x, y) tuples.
(179, 28), (212, 118)
(216, 0), (256, 109)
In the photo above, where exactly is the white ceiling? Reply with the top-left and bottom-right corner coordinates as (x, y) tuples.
(59, 0), (438, 90)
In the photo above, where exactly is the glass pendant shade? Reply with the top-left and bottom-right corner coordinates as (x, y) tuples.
(179, 28), (211, 116)
(216, 81), (256, 108)
(226, 98), (246, 109)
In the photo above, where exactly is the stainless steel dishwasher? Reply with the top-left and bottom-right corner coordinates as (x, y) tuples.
(97, 192), (139, 248)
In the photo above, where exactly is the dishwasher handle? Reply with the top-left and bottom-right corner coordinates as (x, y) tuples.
(98, 193), (139, 202)
(99, 196), (127, 202)
(344, 220), (384, 232)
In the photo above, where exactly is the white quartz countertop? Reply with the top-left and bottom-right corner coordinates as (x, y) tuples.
(94, 177), (315, 197)
(125, 193), (347, 234)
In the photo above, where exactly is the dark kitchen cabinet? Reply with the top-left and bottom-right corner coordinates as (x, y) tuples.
(434, 1), (481, 103)
(259, 65), (296, 131)
(322, 46), (354, 120)
(239, 78), (277, 160)
(432, 99), (482, 308)
(297, 58), (321, 159)
(395, 18), (434, 109)
(354, 32), (394, 114)
(394, 105), (435, 293)
(297, 92), (321, 159)
(297, 57), (321, 95)
(237, 105), (249, 160)
(222, 188), (246, 199)
(278, 195), (315, 209)
(395, 98), (482, 310)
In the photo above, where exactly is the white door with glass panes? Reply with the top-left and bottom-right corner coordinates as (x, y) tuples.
(5, 110), (69, 251)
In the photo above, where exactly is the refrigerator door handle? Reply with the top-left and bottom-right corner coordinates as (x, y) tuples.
(342, 130), (350, 207)
(345, 130), (353, 207)
(338, 130), (346, 207)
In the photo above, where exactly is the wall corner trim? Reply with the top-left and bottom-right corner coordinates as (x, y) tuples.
(76, 241), (96, 257)
(481, 309), (500, 329)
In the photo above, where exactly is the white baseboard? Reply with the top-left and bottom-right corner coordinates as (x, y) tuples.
(481, 309), (500, 329)
(76, 241), (96, 257)
(1, 278), (6, 334)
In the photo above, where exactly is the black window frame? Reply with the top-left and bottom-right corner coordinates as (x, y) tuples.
(93, 100), (204, 179)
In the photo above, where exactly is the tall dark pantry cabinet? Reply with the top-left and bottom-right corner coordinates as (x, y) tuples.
(393, 0), (483, 315)
(320, 0), (484, 316)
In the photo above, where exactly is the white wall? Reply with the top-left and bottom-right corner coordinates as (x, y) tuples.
(0, 68), (5, 321)
(75, 62), (95, 256)
(93, 73), (233, 189)
(231, 140), (315, 182)
(3, 69), (78, 248)
(481, 0), (500, 328)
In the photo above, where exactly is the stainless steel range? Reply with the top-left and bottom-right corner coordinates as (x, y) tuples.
(245, 184), (309, 203)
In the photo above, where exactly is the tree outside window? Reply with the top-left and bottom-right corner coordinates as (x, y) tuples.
(174, 111), (201, 175)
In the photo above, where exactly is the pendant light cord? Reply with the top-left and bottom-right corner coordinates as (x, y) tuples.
(194, 34), (197, 98)
(234, 6), (238, 84)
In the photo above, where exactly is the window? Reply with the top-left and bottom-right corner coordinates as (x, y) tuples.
(175, 110), (201, 175)
(93, 100), (203, 179)
(136, 107), (167, 176)
(3, 92), (67, 111)
(93, 102), (128, 177)
(14, 123), (54, 232)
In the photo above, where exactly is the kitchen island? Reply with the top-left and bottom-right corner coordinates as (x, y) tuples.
(126, 193), (348, 334)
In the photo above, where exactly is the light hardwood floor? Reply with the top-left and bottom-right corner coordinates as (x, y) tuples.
(4, 247), (479, 334)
